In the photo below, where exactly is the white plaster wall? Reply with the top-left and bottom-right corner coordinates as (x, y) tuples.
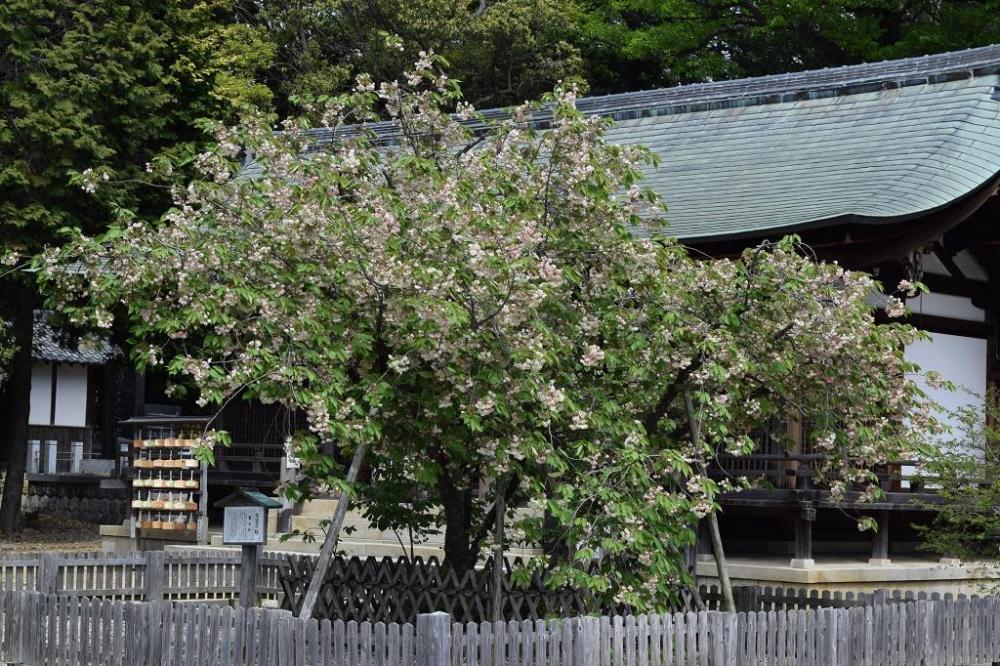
(53, 364), (88, 427)
(907, 292), (985, 322)
(905, 332), (987, 448)
(28, 362), (52, 426)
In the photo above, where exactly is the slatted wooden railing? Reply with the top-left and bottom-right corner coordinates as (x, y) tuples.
(0, 550), (287, 603)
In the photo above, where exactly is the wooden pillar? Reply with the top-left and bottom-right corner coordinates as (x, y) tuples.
(792, 505), (815, 569)
(784, 413), (804, 489)
(984, 278), (1000, 429)
(870, 509), (891, 565)
(70, 441), (83, 473)
(44, 440), (58, 474)
(38, 552), (59, 594)
(146, 550), (164, 601)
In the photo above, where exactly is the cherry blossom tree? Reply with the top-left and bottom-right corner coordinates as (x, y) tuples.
(44, 55), (939, 612)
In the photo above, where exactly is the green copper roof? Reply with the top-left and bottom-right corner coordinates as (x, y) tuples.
(608, 71), (1000, 241)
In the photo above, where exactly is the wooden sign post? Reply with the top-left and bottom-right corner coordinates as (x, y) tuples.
(216, 488), (281, 608)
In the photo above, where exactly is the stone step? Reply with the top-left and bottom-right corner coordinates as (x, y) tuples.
(198, 533), (542, 562)
(287, 500), (540, 550)
(295, 498), (340, 516)
(289, 514), (446, 545)
(206, 532), (446, 558)
(289, 512), (376, 534)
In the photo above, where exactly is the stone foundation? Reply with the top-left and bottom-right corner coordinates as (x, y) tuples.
(696, 555), (1000, 596)
(23, 476), (127, 525)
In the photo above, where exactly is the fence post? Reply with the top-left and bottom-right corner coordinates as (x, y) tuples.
(823, 608), (837, 666)
(724, 612), (739, 664)
(239, 545), (261, 608)
(146, 551), (164, 601)
(573, 617), (599, 666)
(37, 553), (58, 594)
(416, 612), (452, 666)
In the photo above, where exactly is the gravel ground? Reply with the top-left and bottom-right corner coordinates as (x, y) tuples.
(0, 513), (101, 552)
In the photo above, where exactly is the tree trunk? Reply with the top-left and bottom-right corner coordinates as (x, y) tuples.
(439, 480), (478, 575)
(0, 281), (35, 534)
(541, 476), (568, 559)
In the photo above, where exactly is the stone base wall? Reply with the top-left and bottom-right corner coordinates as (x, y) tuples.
(23, 479), (127, 524)
(696, 557), (1000, 597)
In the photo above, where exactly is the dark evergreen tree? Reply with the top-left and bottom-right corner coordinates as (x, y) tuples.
(0, 0), (269, 531)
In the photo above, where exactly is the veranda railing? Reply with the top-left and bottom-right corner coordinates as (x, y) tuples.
(0, 550), (287, 604)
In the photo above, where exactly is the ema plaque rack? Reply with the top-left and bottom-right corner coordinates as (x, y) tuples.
(121, 415), (211, 544)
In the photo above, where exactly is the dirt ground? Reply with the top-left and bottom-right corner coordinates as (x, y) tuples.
(0, 513), (101, 552)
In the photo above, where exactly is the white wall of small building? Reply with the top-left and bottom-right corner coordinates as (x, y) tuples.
(28, 362), (52, 427)
(28, 361), (89, 428)
(53, 365), (88, 427)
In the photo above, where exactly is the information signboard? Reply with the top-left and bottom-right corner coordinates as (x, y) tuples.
(223, 505), (266, 545)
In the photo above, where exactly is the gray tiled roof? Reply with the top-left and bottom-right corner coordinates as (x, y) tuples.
(243, 45), (1000, 240)
(33, 317), (116, 365)
(576, 45), (1000, 118)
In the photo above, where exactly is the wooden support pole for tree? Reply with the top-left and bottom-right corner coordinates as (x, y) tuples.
(297, 440), (368, 619)
(684, 391), (735, 613)
(706, 510), (734, 612)
(491, 475), (506, 622)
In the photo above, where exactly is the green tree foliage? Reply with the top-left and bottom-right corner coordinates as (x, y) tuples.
(236, 0), (584, 112)
(574, 0), (1000, 93)
(916, 392), (1000, 577)
(0, 0), (271, 250)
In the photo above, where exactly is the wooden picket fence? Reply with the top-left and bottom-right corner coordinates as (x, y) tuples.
(441, 600), (1000, 666)
(3, 587), (1000, 665)
(0, 550), (287, 603)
